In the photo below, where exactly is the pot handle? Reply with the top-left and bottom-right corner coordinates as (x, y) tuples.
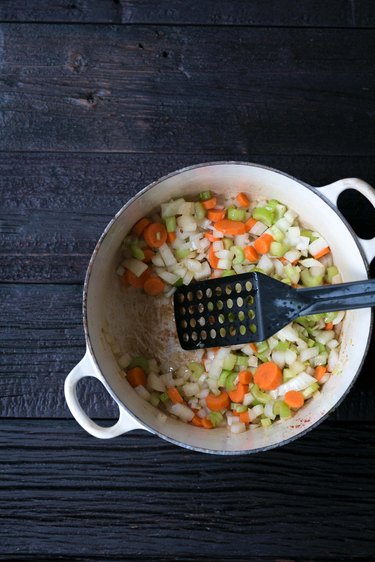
(64, 352), (143, 438)
(317, 178), (375, 265)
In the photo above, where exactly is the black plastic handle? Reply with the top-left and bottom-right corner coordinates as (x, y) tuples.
(297, 279), (375, 315)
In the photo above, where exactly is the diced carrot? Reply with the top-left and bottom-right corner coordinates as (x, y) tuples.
(254, 361), (282, 391)
(167, 231), (176, 243)
(142, 248), (155, 264)
(143, 276), (165, 296)
(132, 217), (151, 237)
(253, 233), (273, 255)
(127, 367), (147, 388)
(191, 415), (203, 427)
(245, 217), (257, 232)
(208, 244), (220, 269)
(201, 418), (214, 429)
(244, 245), (259, 263)
(314, 365), (327, 382)
(214, 219), (246, 235)
(167, 387), (184, 404)
(292, 283), (299, 289)
(325, 322), (334, 330)
(284, 390), (305, 409)
(127, 268), (152, 289)
(239, 411), (250, 424)
(313, 247), (330, 260)
(239, 370), (252, 384)
(205, 391), (230, 412)
(143, 223), (167, 248)
(228, 383), (248, 403)
(236, 192), (250, 208)
(205, 232), (219, 243)
(250, 343), (257, 353)
(202, 197), (217, 210)
(208, 208), (226, 222)
(280, 257), (288, 265)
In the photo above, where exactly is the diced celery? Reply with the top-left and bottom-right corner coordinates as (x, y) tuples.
(194, 202), (206, 220)
(173, 277), (184, 287)
(231, 403), (247, 412)
(228, 208), (246, 222)
(165, 215), (176, 233)
(257, 353), (269, 363)
(326, 266), (339, 284)
(225, 372), (238, 391)
(265, 199), (280, 211)
(276, 341), (289, 352)
(273, 401), (281, 416)
(301, 269), (323, 287)
(236, 354), (249, 367)
(199, 190), (212, 201)
(256, 341), (269, 354)
(218, 369), (231, 387)
(302, 382), (320, 399)
(251, 384), (272, 403)
(159, 392), (169, 402)
(279, 401), (291, 418)
(261, 417), (272, 428)
(128, 356), (149, 374)
(188, 361), (204, 380)
(252, 207), (274, 226)
(307, 338), (316, 348)
(175, 247), (191, 260)
(275, 204), (287, 220)
(223, 353), (237, 371)
(324, 311), (337, 323)
(208, 411), (223, 427)
(222, 269), (236, 277)
(252, 399), (262, 407)
(269, 225), (285, 242)
(282, 368), (295, 382)
(232, 246), (245, 264)
(281, 277), (292, 285)
(223, 238), (234, 250)
(300, 229), (315, 241)
(318, 343), (326, 354)
(270, 241), (289, 257)
(131, 245), (145, 261)
(284, 264), (300, 285)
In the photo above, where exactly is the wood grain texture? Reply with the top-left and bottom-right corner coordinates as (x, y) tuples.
(0, 0), (375, 27)
(0, 25), (374, 154)
(0, 283), (373, 420)
(0, 419), (374, 559)
(0, 152), (374, 283)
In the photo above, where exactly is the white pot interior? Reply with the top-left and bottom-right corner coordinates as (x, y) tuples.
(85, 163), (371, 453)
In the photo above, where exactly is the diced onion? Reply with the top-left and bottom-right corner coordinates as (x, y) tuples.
(300, 346), (319, 362)
(134, 385), (151, 401)
(250, 221), (268, 236)
(148, 373), (166, 392)
(170, 403), (194, 422)
(257, 254), (274, 274)
(230, 422), (246, 434)
(183, 382), (200, 397)
(328, 348), (339, 372)
(122, 258), (148, 277)
(277, 372), (316, 396)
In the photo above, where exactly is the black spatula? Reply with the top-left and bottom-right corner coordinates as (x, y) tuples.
(173, 272), (375, 350)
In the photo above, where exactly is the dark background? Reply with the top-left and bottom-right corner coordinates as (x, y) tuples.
(0, 1), (374, 560)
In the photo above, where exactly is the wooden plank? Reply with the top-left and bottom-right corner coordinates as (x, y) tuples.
(0, 0), (374, 27)
(0, 25), (374, 154)
(0, 419), (374, 559)
(0, 152), (374, 283)
(0, 283), (373, 420)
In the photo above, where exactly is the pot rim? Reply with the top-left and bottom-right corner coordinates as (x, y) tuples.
(82, 161), (373, 455)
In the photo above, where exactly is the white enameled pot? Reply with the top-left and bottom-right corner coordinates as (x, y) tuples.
(64, 163), (375, 454)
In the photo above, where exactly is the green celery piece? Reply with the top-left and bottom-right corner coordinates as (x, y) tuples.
(252, 206), (274, 227)
(128, 356), (149, 374)
(223, 353), (237, 371)
(256, 341), (269, 354)
(301, 269), (323, 287)
(251, 384), (272, 404)
(261, 417), (272, 428)
(270, 241), (289, 257)
(269, 225), (285, 242)
(275, 341), (289, 351)
(188, 361), (204, 380)
(173, 277), (184, 287)
(274, 204), (287, 220)
(281, 278), (292, 285)
(165, 215), (176, 233)
(194, 202), (206, 220)
(208, 411), (223, 427)
(225, 372), (238, 391)
(232, 246), (245, 264)
(159, 392), (169, 402)
(273, 401), (281, 416)
(228, 208), (246, 222)
(175, 247), (191, 260)
(284, 264), (300, 285)
(302, 382), (320, 399)
(282, 368), (295, 382)
(257, 353), (269, 363)
(223, 238), (234, 250)
(300, 229), (316, 241)
(318, 343), (326, 354)
(230, 403), (247, 412)
(199, 190), (212, 201)
(324, 311), (337, 323)
(265, 199), (280, 211)
(326, 266), (339, 284)
(222, 269), (236, 277)
(131, 245), (145, 261)
(218, 369), (231, 387)
(236, 354), (249, 367)
(252, 399), (262, 407)
(279, 401), (291, 418)
(307, 338), (316, 348)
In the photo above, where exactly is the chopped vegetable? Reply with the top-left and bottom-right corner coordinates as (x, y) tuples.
(143, 223), (168, 248)
(132, 217), (151, 237)
(214, 219), (247, 235)
(236, 192), (250, 208)
(254, 362), (282, 391)
(127, 367), (147, 388)
(253, 233), (273, 254)
(284, 390), (305, 409)
(206, 391), (230, 411)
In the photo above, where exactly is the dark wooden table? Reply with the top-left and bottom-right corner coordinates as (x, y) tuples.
(1, 2), (374, 560)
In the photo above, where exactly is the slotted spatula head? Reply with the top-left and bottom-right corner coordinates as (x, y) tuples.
(173, 272), (306, 350)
